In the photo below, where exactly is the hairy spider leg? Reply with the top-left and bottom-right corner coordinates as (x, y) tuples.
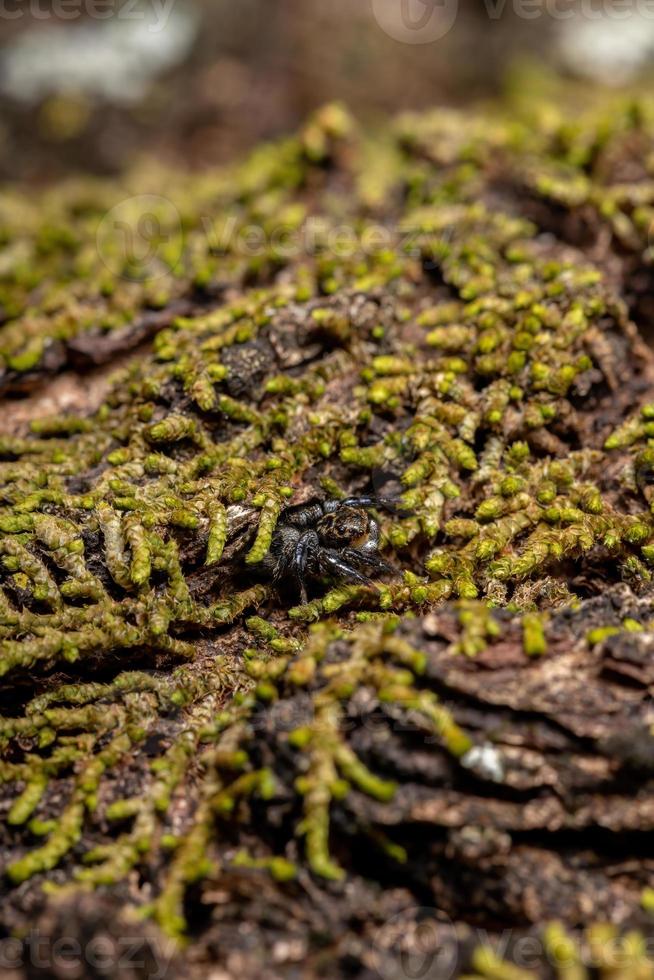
(337, 496), (378, 509)
(317, 549), (376, 588)
(321, 496), (377, 515)
(342, 547), (395, 575)
(294, 529), (320, 604)
(284, 503), (326, 528)
(335, 496), (405, 515)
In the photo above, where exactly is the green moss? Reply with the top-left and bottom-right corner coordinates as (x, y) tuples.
(2, 87), (654, 946)
(522, 612), (547, 657)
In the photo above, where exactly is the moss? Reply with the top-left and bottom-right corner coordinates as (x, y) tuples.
(3, 86), (654, 963)
(522, 612), (548, 657)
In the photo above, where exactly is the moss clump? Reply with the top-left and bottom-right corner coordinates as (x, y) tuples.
(4, 86), (654, 974)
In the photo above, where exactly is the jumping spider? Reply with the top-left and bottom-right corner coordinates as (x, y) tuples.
(261, 496), (398, 604)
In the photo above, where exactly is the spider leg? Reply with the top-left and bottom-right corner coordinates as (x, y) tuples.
(370, 495), (413, 515)
(318, 549), (377, 589)
(342, 547), (395, 576)
(321, 496), (379, 515)
(284, 503), (325, 528)
(340, 495), (378, 509)
(329, 495), (411, 516)
(294, 530), (319, 604)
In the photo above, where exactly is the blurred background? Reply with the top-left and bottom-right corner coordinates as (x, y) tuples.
(0, 0), (653, 183)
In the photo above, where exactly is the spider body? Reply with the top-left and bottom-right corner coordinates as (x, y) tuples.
(262, 497), (395, 603)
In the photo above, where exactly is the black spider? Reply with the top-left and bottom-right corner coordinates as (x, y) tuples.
(261, 496), (398, 603)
